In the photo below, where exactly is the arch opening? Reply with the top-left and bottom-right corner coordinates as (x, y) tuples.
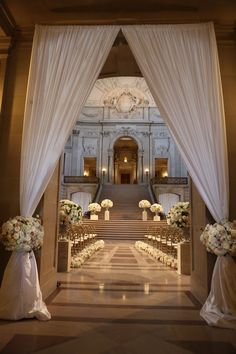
(113, 136), (138, 184)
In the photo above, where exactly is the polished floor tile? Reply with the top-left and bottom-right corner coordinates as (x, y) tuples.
(0, 240), (236, 354)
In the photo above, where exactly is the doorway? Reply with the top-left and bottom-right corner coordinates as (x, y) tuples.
(113, 136), (138, 184)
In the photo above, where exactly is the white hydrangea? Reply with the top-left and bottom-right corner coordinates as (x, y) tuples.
(101, 199), (113, 209)
(139, 200), (151, 209)
(0, 216), (44, 252)
(88, 203), (101, 214)
(200, 222), (236, 256)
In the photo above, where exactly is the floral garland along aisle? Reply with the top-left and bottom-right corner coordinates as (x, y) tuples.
(58, 199), (105, 268)
(200, 221), (236, 329)
(135, 201), (190, 270)
(135, 241), (177, 269)
(71, 240), (105, 268)
(0, 216), (51, 321)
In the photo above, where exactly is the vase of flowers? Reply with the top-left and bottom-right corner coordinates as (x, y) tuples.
(200, 222), (236, 256)
(138, 200), (151, 221)
(59, 200), (82, 225)
(167, 202), (190, 228)
(0, 215), (44, 252)
(0, 215), (51, 321)
(101, 199), (113, 221)
(200, 221), (236, 329)
(88, 203), (101, 220)
(150, 203), (163, 221)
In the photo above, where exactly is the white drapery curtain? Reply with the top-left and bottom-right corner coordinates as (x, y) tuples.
(0, 251), (51, 321)
(0, 25), (119, 322)
(20, 25), (119, 217)
(122, 23), (228, 223)
(2, 23), (231, 326)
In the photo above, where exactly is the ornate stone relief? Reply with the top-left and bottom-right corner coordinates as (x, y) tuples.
(109, 107), (143, 120)
(156, 130), (170, 138)
(80, 107), (103, 120)
(104, 88), (149, 113)
(153, 138), (170, 156)
(82, 138), (97, 156)
(85, 131), (99, 137)
(85, 77), (156, 107)
(116, 126), (137, 136)
(72, 128), (80, 135)
(65, 136), (72, 147)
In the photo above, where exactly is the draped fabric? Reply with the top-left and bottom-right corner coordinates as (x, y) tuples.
(122, 23), (228, 223)
(0, 25), (119, 321)
(200, 255), (236, 329)
(5, 23), (230, 325)
(20, 25), (119, 217)
(0, 251), (51, 321)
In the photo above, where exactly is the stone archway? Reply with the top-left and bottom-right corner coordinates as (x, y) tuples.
(113, 136), (138, 184)
(108, 129), (144, 184)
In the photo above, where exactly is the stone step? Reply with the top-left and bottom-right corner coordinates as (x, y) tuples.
(92, 184), (157, 239)
(82, 220), (166, 240)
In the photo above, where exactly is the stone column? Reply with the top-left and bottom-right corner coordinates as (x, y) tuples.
(138, 150), (144, 184)
(71, 129), (80, 175)
(107, 149), (113, 183)
(0, 34), (33, 282)
(190, 181), (216, 303)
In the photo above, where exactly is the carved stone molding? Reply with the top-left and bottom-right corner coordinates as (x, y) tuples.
(104, 88), (149, 113)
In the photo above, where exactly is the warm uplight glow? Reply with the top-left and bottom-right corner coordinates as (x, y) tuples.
(162, 171), (168, 177)
(124, 156), (128, 163)
(99, 283), (104, 293)
(144, 283), (150, 295)
(83, 171), (88, 177)
(102, 168), (106, 173)
(145, 168), (149, 174)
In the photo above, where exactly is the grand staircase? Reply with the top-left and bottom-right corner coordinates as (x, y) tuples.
(99, 184), (153, 220)
(83, 184), (166, 241)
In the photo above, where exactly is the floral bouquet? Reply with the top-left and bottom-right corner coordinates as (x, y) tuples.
(59, 199), (82, 225)
(200, 222), (236, 256)
(167, 202), (190, 228)
(150, 203), (163, 215)
(88, 203), (101, 215)
(101, 199), (113, 210)
(0, 216), (44, 252)
(138, 200), (151, 209)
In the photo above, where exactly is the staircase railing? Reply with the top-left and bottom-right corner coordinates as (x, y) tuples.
(93, 181), (103, 203)
(148, 181), (158, 204)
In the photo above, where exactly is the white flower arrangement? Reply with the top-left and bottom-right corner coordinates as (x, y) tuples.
(135, 241), (177, 269)
(200, 222), (236, 256)
(59, 199), (82, 225)
(167, 202), (190, 228)
(88, 203), (101, 214)
(138, 200), (151, 209)
(150, 203), (163, 214)
(0, 216), (44, 252)
(101, 199), (113, 209)
(71, 240), (105, 267)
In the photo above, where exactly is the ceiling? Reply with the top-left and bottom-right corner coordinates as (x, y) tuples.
(0, 0), (235, 75)
(1, 0), (236, 33)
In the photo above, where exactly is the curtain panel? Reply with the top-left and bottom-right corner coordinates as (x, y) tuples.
(20, 25), (119, 217)
(122, 23), (229, 223)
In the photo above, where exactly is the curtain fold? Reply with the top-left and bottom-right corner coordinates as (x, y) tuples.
(20, 25), (119, 217)
(122, 23), (228, 222)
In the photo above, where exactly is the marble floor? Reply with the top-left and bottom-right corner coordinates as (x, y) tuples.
(0, 241), (236, 354)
